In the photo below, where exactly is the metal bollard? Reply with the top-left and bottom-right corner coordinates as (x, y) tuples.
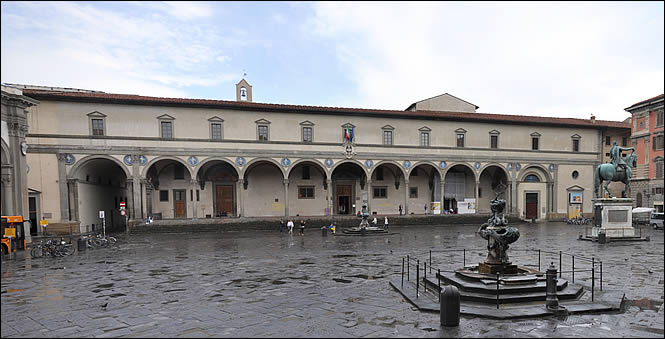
(321, 226), (327, 237)
(546, 262), (559, 310)
(77, 237), (86, 252)
(440, 285), (460, 327)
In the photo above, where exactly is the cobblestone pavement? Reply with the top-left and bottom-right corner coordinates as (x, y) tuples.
(2, 222), (663, 338)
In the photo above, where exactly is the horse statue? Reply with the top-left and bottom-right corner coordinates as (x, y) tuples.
(594, 152), (637, 198)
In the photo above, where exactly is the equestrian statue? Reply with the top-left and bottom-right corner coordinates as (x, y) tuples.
(594, 141), (637, 198)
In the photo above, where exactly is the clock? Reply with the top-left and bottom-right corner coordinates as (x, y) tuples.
(20, 141), (28, 156)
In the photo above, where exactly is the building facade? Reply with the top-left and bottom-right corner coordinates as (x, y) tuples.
(6, 81), (632, 234)
(626, 94), (664, 212)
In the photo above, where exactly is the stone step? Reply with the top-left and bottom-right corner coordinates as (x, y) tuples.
(434, 271), (568, 295)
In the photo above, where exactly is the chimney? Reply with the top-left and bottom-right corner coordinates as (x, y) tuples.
(590, 114), (596, 123)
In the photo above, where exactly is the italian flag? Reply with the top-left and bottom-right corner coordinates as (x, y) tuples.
(345, 126), (354, 142)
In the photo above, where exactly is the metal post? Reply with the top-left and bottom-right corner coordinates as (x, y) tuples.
(559, 251), (562, 278)
(424, 261), (427, 284)
(496, 273), (500, 309)
(591, 257), (595, 302)
(573, 256), (575, 284)
(407, 255), (410, 281)
(538, 249), (541, 271)
(438, 268), (441, 301)
(429, 250), (432, 274)
(463, 249), (466, 267)
(416, 260), (420, 299)
(600, 261), (603, 291)
(402, 257), (404, 287)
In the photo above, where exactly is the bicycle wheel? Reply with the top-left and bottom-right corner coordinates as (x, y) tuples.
(31, 246), (44, 258)
(63, 244), (75, 256)
(98, 238), (109, 248)
(106, 236), (117, 245)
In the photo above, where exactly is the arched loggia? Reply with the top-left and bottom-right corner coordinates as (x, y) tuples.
(286, 160), (329, 216)
(443, 163), (477, 214)
(407, 163), (441, 215)
(331, 161), (367, 215)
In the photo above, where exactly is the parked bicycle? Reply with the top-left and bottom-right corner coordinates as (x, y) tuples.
(80, 233), (117, 249)
(567, 216), (591, 225)
(31, 238), (75, 258)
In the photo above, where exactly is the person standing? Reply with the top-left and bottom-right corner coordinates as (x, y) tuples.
(372, 216), (377, 226)
(287, 220), (294, 234)
(299, 220), (306, 236)
(399, 204), (403, 216)
(384, 216), (389, 230)
(279, 219), (285, 232)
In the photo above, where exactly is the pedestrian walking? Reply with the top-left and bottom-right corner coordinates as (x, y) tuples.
(424, 204), (427, 214)
(287, 220), (294, 234)
(279, 219), (285, 232)
(399, 204), (403, 216)
(372, 216), (377, 226)
(299, 220), (306, 236)
(384, 216), (389, 230)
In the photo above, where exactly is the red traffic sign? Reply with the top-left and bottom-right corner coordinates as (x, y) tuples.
(120, 202), (126, 208)
(120, 209), (126, 216)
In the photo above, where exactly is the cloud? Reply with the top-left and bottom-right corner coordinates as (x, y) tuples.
(1, 1), (235, 97)
(306, 2), (664, 121)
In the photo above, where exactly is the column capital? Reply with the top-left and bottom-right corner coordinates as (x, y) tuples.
(283, 179), (289, 185)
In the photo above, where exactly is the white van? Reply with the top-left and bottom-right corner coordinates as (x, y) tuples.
(651, 212), (664, 230)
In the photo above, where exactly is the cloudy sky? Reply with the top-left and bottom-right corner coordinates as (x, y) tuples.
(1, 1), (663, 121)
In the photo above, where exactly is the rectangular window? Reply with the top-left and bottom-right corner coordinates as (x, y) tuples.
(656, 161), (663, 179)
(383, 130), (393, 145)
(196, 190), (200, 201)
(159, 190), (169, 201)
(532, 137), (539, 150)
(190, 189), (193, 201)
(605, 136), (611, 145)
(302, 127), (312, 143)
(653, 135), (664, 150)
(211, 123), (222, 140)
(456, 133), (465, 147)
(373, 187), (387, 198)
(657, 110), (664, 127)
(302, 165), (310, 180)
(420, 132), (430, 146)
(298, 186), (314, 199)
(573, 139), (580, 152)
(161, 121), (173, 138)
(258, 125), (269, 141)
(376, 167), (384, 181)
(409, 187), (418, 198)
(91, 119), (104, 136)
(490, 135), (498, 149)
(174, 164), (184, 180)
(622, 137), (627, 147)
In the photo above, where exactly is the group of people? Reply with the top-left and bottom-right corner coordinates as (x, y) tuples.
(279, 219), (306, 236)
(370, 216), (389, 230)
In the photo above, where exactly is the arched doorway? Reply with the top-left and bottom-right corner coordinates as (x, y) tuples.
(69, 157), (129, 232)
(196, 159), (239, 218)
(287, 161), (328, 216)
(478, 165), (510, 213)
(243, 159), (285, 217)
(408, 163), (440, 215)
(145, 158), (193, 219)
(331, 162), (366, 215)
(518, 166), (550, 221)
(444, 164), (476, 214)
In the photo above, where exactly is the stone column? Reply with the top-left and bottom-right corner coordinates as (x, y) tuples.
(284, 179), (289, 217)
(366, 179), (372, 213)
(125, 179), (134, 221)
(511, 170), (518, 215)
(188, 179), (197, 219)
(140, 179), (148, 219)
(440, 179), (445, 215)
(475, 180), (480, 214)
(56, 153), (70, 221)
(327, 179), (333, 216)
(404, 179), (409, 215)
(131, 155), (141, 220)
(506, 180), (512, 213)
(236, 178), (244, 217)
(67, 179), (80, 222)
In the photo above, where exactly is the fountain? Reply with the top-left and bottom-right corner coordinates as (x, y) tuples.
(341, 203), (388, 235)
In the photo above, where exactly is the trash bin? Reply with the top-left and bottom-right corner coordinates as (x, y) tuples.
(321, 226), (327, 237)
(78, 237), (87, 251)
(598, 231), (606, 244)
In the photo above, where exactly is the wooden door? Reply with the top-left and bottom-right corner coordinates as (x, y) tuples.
(215, 185), (234, 216)
(525, 193), (538, 220)
(336, 185), (352, 214)
(174, 190), (186, 218)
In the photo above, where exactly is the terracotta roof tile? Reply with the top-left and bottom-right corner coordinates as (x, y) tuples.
(625, 94), (664, 111)
(22, 89), (630, 129)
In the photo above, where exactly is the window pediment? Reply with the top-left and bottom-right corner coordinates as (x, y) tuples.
(530, 132), (541, 137)
(489, 129), (500, 135)
(255, 118), (271, 125)
(566, 185), (585, 191)
(208, 116), (224, 122)
(157, 114), (175, 120)
(299, 120), (315, 126)
(341, 123), (356, 128)
(571, 134), (581, 139)
(455, 128), (467, 134)
(382, 124), (395, 131)
(419, 126), (431, 132)
(86, 111), (107, 118)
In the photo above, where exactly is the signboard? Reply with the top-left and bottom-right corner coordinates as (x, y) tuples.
(570, 192), (583, 204)
(120, 209), (126, 216)
(4, 228), (16, 237)
(457, 199), (476, 214)
(431, 202), (441, 215)
(99, 210), (105, 219)
(120, 201), (126, 208)
(39, 220), (48, 227)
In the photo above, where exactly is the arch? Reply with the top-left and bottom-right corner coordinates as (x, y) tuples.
(194, 157), (239, 179)
(287, 159), (329, 181)
(408, 161), (442, 178)
(369, 160), (407, 180)
(443, 162), (477, 182)
(0, 139), (10, 165)
(330, 159), (369, 178)
(242, 157), (286, 179)
(68, 154), (131, 179)
(478, 162), (510, 180)
(518, 164), (551, 182)
(141, 155), (194, 178)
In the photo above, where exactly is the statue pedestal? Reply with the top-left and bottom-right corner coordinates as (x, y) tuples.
(580, 198), (648, 242)
(478, 262), (518, 275)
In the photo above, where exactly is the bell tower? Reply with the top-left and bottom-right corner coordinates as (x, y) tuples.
(235, 78), (252, 102)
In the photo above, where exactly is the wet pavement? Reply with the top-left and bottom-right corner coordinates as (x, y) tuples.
(1, 222), (663, 338)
